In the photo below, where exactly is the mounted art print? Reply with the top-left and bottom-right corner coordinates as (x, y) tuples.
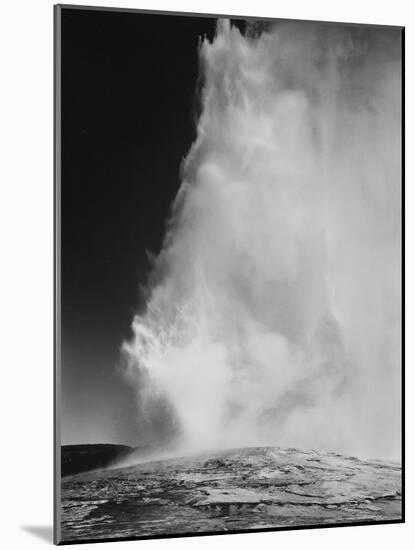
(54, 4), (404, 544)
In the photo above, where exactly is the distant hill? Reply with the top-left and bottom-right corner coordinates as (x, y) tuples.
(61, 444), (134, 477)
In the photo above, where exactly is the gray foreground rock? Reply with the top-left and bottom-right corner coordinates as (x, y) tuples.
(61, 446), (402, 542)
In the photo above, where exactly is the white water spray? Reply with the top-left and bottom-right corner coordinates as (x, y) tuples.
(122, 20), (401, 460)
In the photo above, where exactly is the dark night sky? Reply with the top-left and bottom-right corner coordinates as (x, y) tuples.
(60, 8), (228, 445)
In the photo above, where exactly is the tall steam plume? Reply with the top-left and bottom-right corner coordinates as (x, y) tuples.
(122, 20), (401, 460)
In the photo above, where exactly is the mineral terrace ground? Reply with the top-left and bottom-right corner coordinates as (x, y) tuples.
(60, 446), (402, 542)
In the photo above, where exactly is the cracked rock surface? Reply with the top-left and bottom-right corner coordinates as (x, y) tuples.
(61, 446), (402, 542)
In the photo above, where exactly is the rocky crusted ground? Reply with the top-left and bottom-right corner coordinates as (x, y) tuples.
(60, 446), (402, 542)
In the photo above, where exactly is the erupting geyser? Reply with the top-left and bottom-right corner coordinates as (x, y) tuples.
(122, 20), (401, 460)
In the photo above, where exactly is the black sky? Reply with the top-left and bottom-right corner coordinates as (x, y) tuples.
(59, 8), (237, 445)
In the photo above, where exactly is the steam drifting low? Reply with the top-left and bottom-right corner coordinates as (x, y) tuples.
(122, 21), (401, 460)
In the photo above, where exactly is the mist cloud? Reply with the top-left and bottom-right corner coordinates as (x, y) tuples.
(122, 20), (401, 460)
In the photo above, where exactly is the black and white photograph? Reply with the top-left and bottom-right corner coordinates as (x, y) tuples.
(55, 5), (403, 544)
